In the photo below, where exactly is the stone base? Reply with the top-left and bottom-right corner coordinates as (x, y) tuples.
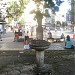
(33, 64), (53, 75)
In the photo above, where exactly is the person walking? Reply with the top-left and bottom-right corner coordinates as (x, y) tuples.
(65, 35), (74, 49)
(48, 31), (52, 38)
(0, 29), (2, 41)
(23, 31), (30, 49)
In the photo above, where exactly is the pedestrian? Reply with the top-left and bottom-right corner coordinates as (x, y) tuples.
(61, 33), (65, 39)
(0, 29), (2, 41)
(48, 31), (52, 38)
(14, 30), (19, 42)
(61, 33), (65, 42)
(64, 35), (74, 49)
(23, 32), (30, 49)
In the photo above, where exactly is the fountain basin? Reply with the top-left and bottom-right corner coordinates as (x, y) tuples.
(29, 40), (50, 51)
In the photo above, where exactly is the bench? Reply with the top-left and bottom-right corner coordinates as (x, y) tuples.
(53, 38), (64, 42)
(47, 38), (64, 43)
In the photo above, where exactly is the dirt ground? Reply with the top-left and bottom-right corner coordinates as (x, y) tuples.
(0, 50), (74, 75)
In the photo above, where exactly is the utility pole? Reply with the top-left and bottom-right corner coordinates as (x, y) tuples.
(70, 0), (75, 34)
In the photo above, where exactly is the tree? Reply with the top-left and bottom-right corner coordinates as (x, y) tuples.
(30, 0), (63, 40)
(6, 0), (30, 23)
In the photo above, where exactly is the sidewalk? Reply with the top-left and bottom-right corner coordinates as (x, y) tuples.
(0, 36), (65, 50)
(47, 42), (65, 50)
(1, 32), (75, 51)
(0, 37), (24, 50)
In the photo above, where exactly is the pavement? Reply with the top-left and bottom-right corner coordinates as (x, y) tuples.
(0, 32), (24, 50)
(0, 32), (75, 51)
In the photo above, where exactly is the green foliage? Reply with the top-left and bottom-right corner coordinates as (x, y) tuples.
(19, 18), (25, 24)
(7, 1), (22, 16)
(33, 0), (43, 3)
(33, 0), (55, 8)
(35, 10), (43, 19)
(44, 9), (50, 17)
(6, 0), (30, 23)
(44, 0), (55, 7)
(8, 18), (13, 24)
(70, 11), (75, 15)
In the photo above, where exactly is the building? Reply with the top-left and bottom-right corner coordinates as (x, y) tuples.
(71, 0), (74, 24)
(0, 12), (6, 33)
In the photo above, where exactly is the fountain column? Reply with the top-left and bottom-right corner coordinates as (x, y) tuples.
(36, 12), (44, 67)
(29, 40), (52, 75)
(36, 50), (44, 67)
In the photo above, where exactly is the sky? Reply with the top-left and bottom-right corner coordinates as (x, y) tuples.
(55, 0), (71, 22)
(58, 0), (71, 14)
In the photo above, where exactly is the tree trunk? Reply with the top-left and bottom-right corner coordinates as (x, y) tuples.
(36, 18), (43, 40)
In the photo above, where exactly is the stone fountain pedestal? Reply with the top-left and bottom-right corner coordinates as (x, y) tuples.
(30, 40), (53, 75)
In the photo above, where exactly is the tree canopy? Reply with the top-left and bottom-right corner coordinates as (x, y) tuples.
(33, 0), (64, 12)
(6, 0), (30, 17)
(5, 0), (64, 23)
(6, 0), (30, 23)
